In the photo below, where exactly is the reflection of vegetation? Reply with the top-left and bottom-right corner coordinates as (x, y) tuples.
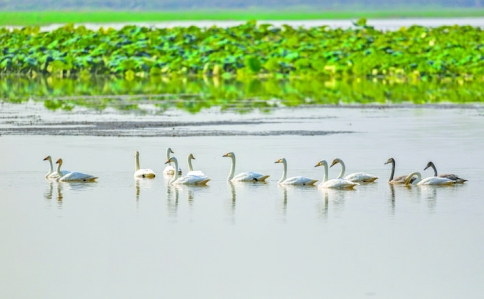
(1, 21), (484, 80)
(1, 76), (482, 113)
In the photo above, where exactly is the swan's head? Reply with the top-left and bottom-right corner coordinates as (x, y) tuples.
(222, 152), (234, 158)
(43, 156), (52, 161)
(384, 158), (395, 165)
(188, 153), (195, 160)
(167, 148), (174, 154)
(165, 157), (177, 164)
(330, 158), (342, 168)
(135, 151), (139, 157)
(314, 160), (328, 168)
(55, 158), (63, 165)
(274, 158), (286, 164)
(424, 161), (434, 170)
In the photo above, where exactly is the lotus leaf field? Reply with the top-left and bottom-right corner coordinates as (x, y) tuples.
(1, 20), (484, 80)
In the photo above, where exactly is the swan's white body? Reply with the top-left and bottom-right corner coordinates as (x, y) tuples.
(163, 148), (182, 176)
(223, 152), (269, 182)
(405, 171), (455, 186)
(315, 160), (358, 189)
(55, 159), (98, 182)
(44, 155), (70, 179)
(424, 161), (467, 184)
(385, 158), (416, 184)
(275, 158), (318, 186)
(134, 151), (156, 179)
(166, 157), (209, 185)
(186, 153), (206, 176)
(330, 158), (378, 183)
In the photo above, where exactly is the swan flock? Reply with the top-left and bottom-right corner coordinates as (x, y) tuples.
(44, 151), (467, 188)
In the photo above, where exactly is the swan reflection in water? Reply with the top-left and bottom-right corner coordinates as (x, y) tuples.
(227, 182), (236, 219)
(44, 181), (65, 209)
(316, 188), (352, 220)
(134, 177), (155, 204)
(166, 185), (179, 219)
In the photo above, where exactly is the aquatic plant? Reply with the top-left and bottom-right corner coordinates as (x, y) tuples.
(1, 21), (484, 81)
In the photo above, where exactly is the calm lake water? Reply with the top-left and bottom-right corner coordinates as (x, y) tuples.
(1, 105), (483, 298)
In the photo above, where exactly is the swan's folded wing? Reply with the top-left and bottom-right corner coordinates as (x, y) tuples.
(282, 176), (318, 185)
(134, 169), (156, 178)
(344, 172), (378, 182)
(59, 171), (98, 182)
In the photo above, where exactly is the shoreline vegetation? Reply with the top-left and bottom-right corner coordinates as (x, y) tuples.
(2, 9), (484, 27)
(1, 20), (483, 81)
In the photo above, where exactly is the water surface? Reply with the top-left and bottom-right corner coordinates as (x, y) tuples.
(0, 107), (483, 298)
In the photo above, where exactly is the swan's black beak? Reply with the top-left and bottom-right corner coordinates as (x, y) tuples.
(164, 159), (171, 164)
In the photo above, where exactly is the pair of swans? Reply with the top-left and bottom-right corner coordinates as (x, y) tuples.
(43, 155), (98, 182)
(385, 158), (465, 186)
(163, 148), (182, 176)
(405, 161), (466, 186)
(164, 156), (210, 185)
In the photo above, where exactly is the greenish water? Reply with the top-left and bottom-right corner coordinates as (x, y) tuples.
(1, 76), (482, 114)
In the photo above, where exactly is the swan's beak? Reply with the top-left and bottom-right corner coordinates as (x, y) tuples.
(55, 159), (61, 164)
(314, 162), (322, 167)
(43, 156), (49, 161)
(424, 165), (430, 170)
(164, 159), (171, 164)
(222, 153), (229, 157)
(384, 161), (390, 165)
(274, 159), (281, 164)
(330, 161), (337, 168)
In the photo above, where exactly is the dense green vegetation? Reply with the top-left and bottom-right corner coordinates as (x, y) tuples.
(2, 9), (484, 26)
(1, 21), (484, 80)
(1, 76), (481, 113)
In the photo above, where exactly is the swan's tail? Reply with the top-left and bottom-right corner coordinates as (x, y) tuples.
(256, 175), (270, 182)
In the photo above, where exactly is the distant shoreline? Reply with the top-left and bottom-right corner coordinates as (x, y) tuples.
(2, 9), (484, 27)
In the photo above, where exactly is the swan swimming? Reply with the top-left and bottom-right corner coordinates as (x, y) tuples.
(163, 148), (182, 176)
(315, 160), (358, 189)
(186, 153), (206, 176)
(43, 155), (69, 179)
(275, 158), (318, 186)
(134, 150), (156, 179)
(330, 158), (378, 183)
(165, 157), (210, 185)
(222, 152), (269, 182)
(55, 159), (98, 182)
(424, 161), (467, 184)
(404, 171), (455, 186)
(385, 158), (416, 184)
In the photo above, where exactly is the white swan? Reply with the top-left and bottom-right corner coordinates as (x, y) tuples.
(163, 148), (182, 176)
(315, 160), (358, 189)
(55, 159), (98, 182)
(134, 150), (156, 179)
(186, 153), (206, 176)
(385, 158), (416, 184)
(165, 157), (210, 185)
(330, 158), (378, 182)
(275, 158), (318, 186)
(222, 152), (269, 182)
(404, 171), (455, 186)
(424, 161), (467, 183)
(43, 155), (69, 179)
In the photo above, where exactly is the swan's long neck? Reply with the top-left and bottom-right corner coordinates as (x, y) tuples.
(227, 156), (236, 181)
(46, 159), (53, 178)
(431, 163), (438, 176)
(135, 155), (140, 171)
(56, 162), (63, 177)
(170, 159), (179, 184)
(188, 156), (194, 172)
(323, 162), (329, 182)
(405, 171), (421, 185)
(278, 160), (287, 183)
(388, 160), (395, 182)
(337, 160), (345, 179)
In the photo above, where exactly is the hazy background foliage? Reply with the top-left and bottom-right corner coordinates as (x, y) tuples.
(0, 0), (483, 10)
